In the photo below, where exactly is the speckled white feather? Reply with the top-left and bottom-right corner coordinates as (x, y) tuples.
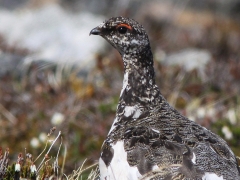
(124, 105), (142, 118)
(133, 108), (142, 118)
(124, 106), (136, 117)
(151, 128), (160, 133)
(192, 152), (196, 164)
(120, 72), (129, 97)
(131, 39), (140, 45)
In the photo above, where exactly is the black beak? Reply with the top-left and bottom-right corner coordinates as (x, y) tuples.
(89, 27), (102, 36)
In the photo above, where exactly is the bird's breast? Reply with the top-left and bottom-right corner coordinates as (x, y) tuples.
(99, 141), (142, 180)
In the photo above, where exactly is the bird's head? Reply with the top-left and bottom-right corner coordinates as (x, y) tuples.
(90, 17), (150, 56)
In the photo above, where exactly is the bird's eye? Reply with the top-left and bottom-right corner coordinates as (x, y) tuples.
(117, 26), (128, 34)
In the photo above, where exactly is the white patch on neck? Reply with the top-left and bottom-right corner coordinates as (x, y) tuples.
(120, 72), (129, 97)
(133, 108), (142, 118)
(124, 106), (142, 118)
(202, 172), (223, 180)
(192, 152), (196, 164)
(99, 141), (142, 180)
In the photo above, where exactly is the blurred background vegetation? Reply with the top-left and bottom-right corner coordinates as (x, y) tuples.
(0, 0), (240, 178)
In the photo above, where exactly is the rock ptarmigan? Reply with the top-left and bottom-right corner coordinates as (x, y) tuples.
(90, 17), (240, 180)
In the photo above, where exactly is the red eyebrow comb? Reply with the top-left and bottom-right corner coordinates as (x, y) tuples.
(116, 23), (133, 30)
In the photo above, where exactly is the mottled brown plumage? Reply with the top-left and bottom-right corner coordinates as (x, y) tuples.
(90, 17), (240, 180)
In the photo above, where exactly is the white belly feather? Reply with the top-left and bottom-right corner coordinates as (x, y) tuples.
(99, 141), (142, 180)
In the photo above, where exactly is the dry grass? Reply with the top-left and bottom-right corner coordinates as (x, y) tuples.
(0, 127), (99, 180)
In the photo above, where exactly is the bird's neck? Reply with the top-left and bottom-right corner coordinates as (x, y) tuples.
(124, 46), (155, 82)
(118, 47), (158, 106)
(108, 47), (162, 136)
